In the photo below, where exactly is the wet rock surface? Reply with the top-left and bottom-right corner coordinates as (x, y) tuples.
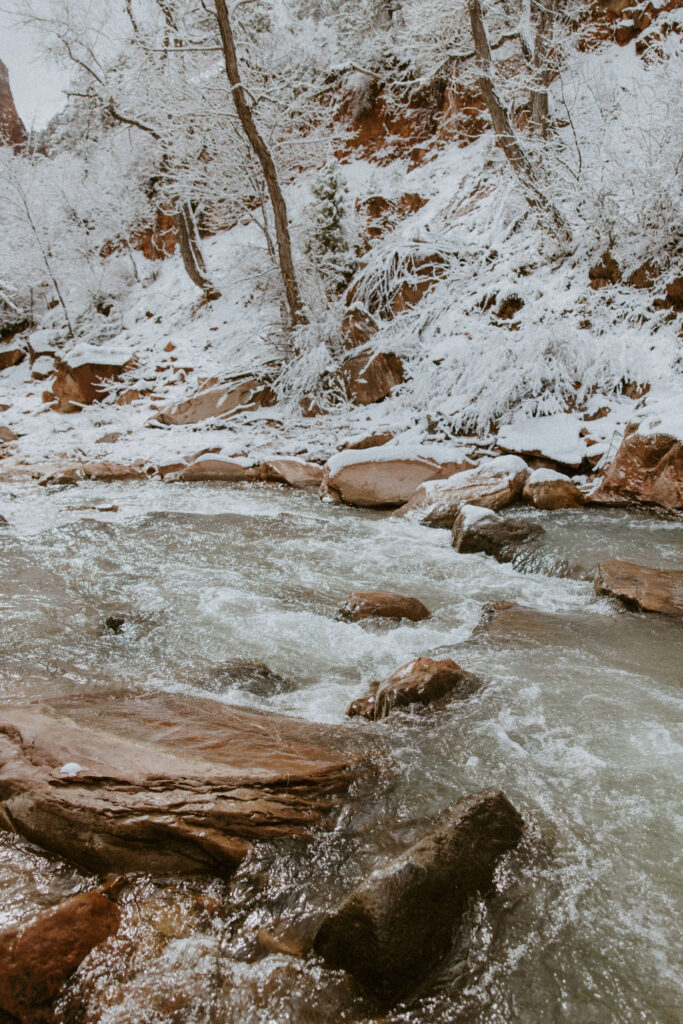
(0, 891), (120, 1021)
(336, 591), (430, 623)
(321, 449), (472, 508)
(0, 693), (374, 875)
(592, 432), (683, 510)
(314, 788), (523, 1001)
(522, 469), (585, 509)
(201, 658), (297, 697)
(394, 455), (529, 527)
(452, 506), (544, 562)
(595, 559), (683, 617)
(347, 657), (482, 720)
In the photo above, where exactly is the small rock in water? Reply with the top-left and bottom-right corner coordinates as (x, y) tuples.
(522, 468), (585, 509)
(336, 591), (430, 623)
(203, 658), (297, 697)
(595, 559), (683, 617)
(452, 505), (544, 562)
(314, 788), (523, 1001)
(105, 615), (126, 634)
(347, 656), (482, 720)
(0, 891), (120, 1019)
(0, 514), (8, 528)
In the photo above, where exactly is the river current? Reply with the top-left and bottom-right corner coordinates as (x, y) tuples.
(0, 479), (680, 1023)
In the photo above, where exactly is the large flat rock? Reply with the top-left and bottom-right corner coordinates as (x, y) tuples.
(595, 559), (683, 616)
(0, 693), (373, 875)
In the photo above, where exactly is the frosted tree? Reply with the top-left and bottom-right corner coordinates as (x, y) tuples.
(305, 161), (356, 295)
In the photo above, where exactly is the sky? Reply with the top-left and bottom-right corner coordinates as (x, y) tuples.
(0, 10), (68, 129)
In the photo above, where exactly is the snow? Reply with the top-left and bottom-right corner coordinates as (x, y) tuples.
(458, 504), (499, 528)
(64, 342), (134, 368)
(59, 762), (82, 777)
(498, 414), (586, 466)
(326, 444), (472, 476)
(527, 468), (571, 484)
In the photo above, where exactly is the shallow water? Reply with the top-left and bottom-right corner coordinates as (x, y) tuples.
(0, 480), (681, 1023)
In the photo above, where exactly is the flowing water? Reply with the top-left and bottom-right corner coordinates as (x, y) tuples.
(0, 480), (681, 1023)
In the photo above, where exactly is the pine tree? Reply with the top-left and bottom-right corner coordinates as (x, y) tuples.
(306, 161), (356, 294)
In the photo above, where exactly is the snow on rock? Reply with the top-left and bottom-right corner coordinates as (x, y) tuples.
(497, 414), (587, 469)
(458, 503), (499, 528)
(394, 455), (529, 528)
(59, 762), (83, 777)
(522, 468), (585, 510)
(591, 431), (683, 511)
(322, 444), (473, 508)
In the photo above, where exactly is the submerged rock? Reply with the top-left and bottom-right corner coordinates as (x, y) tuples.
(595, 559), (683, 617)
(347, 656), (482, 720)
(522, 468), (585, 509)
(0, 692), (373, 874)
(592, 431), (683, 511)
(336, 591), (430, 623)
(394, 455), (529, 528)
(202, 658), (297, 697)
(452, 505), (544, 562)
(314, 788), (523, 1001)
(0, 891), (120, 1020)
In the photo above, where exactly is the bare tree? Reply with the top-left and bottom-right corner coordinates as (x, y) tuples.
(213, 0), (306, 326)
(467, 0), (570, 242)
(529, 0), (555, 135)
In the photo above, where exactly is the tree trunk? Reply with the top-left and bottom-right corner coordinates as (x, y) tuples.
(213, 0), (306, 327)
(530, 0), (554, 135)
(467, 0), (570, 243)
(174, 203), (217, 296)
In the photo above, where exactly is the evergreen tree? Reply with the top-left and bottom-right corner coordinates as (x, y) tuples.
(305, 161), (356, 294)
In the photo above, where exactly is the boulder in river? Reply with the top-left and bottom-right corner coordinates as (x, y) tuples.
(452, 504), (544, 562)
(522, 468), (585, 509)
(168, 455), (260, 482)
(0, 891), (120, 1020)
(202, 658), (297, 697)
(394, 455), (529, 527)
(260, 458), (324, 489)
(321, 446), (473, 508)
(0, 692), (374, 874)
(347, 656), (482, 720)
(591, 431), (683, 511)
(336, 591), (430, 623)
(313, 788), (523, 1001)
(595, 559), (683, 617)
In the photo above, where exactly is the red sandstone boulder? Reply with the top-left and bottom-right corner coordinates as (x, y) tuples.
(347, 657), (482, 720)
(51, 349), (135, 413)
(314, 788), (523, 1001)
(592, 431), (683, 510)
(155, 376), (276, 425)
(0, 693), (373, 874)
(336, 352), (404, 405)
(0, 347), (25, 371)
(595, 559), (683, 617)
(522, 468), (585, 509)
(260, 458), (323, 488)
(168, 455), (260, 482)
(38, 461), (145, 486)
(321, 446), (473, 508)
(336, 591), (430, 623)
(394, 455), (529, 527)
(0, 59), (27, 148)
(452, 504), (544, 562)
(0, 892), (120, 1020)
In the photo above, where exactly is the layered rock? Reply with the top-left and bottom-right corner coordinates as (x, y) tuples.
(394, 455), (529, 527)
(155, 376), (276, 426)
(314, 788), (523, 1001)
(347, 657), (482, 720)
(0, 692), (373, 874)
(51, 349), (135, 413)
(335, 352), (404, 405)
(452, 504), (544, 562)
(592, 431), (683, 511)
(0, 59), (27, 148)
(321, 446), (473, 508)
(336, 591), (430, 623)
(595, 559), (683, 617)
(0, 891), (120, 1020)
(522, 468), (585, 509)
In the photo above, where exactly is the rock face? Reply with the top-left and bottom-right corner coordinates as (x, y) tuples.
(0, 692), (372, 874)
(347, 657), (482, 720)
(592, 432), (683, 511)
(522, 468), (585, 509)
(155, 376), (276, 426)
(52, 352), (135, 413)
(595, 559), (683, 617)
(336, 591), (430, 623)
(0, 892), (120, 1020)
(0, 347), (25, 371)
(0, 59), (27, 148)
(394, 455), (529, 527)
(336, 352), (404, 405)
(314, 788), (523, 1001)
(322, 447), (473, 508)
(168, 455), (259, 483)
(260, 458), (323, 489)
(452, 505), (544, 562)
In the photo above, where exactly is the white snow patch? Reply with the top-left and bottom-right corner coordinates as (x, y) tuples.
(498, 414), (586, 466)
(458, 504), (499, 527)
(326, 443), (471, 475)
(527, 467), (571, 484)
(59, 762), (83, 777)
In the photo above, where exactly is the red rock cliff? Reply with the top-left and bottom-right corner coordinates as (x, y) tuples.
(0, 59), (27, 147)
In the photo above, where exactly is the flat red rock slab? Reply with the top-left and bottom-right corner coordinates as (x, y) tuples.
(0, 692), (373, 875)
(595, 559), (683, 617)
